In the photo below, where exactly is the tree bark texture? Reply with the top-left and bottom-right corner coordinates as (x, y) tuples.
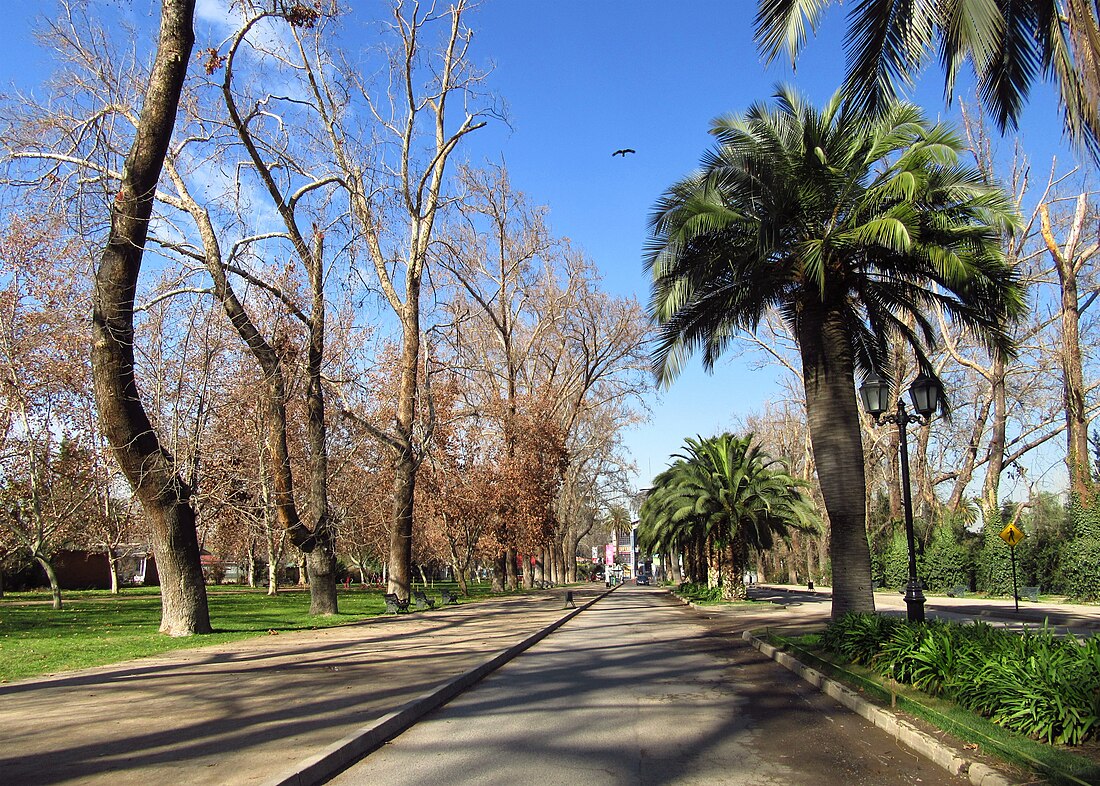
(981, 354), (1008, 517)
(387, 446), (416, 602)
(35, 555), (62, 610)
(1041, 200), (1093, 499)
(798, 306), (876, 618)
(90, 0), (209, 635)
(386, 284), (422, 603)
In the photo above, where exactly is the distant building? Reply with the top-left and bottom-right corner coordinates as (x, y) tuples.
(51, 547), (158, 590)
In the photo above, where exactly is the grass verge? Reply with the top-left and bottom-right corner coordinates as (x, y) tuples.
(0, 581), (503, 683)
(766, 631), (1100, 786)
(674, 582), (755, 606)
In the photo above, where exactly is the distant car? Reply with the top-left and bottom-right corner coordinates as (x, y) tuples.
(636, 574), (650, 585)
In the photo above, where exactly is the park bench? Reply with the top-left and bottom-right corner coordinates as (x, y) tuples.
(440, 588), (459, 605)
(384, 593), (409, 614)
(412, 589), (436, 610)
(1019, 586), (1040, 602)
(947, 585), (968, 598)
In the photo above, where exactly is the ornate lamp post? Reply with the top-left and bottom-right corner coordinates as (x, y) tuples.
(859, 372), (940, 623)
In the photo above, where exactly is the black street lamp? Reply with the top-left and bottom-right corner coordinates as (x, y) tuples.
(859, 372), (940, 623)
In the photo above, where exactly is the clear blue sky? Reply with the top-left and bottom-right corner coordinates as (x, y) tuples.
(0, 0), (1079, 492)
(462, 0), (1076, 489)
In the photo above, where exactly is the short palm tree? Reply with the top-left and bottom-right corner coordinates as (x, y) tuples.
(755, 0), (1100, 160)
(646, 86), (1024, 617)
(639, 433), (818, 598)
(639, 458), (702, 580)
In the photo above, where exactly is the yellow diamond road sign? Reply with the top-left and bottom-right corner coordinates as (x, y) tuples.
(1000, 522), (1026, 547)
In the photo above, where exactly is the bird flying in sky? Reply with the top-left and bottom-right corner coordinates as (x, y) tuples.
(612, 149), (635, 157)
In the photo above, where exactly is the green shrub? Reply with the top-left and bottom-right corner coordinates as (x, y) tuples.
(882, 531), (910, 591)
(977, 510), (1015, 596)
(677, 581), (723, 603)
(820, 612), (901, 665)
(922, 525), (970, 592)
(821, 613), (1100, 745)
(868, 620), (974, 697)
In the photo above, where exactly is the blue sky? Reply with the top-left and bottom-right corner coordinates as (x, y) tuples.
(461, 0), (1077, 488)
(0, 0), (1080, 492)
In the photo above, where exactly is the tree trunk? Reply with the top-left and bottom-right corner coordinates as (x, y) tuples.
(505, 546), (518, 590)
(265, 524), (279, 596)
(245, 541), (256, 588)
(521, 555), (534, 588)
(303, 231), (337, 615)
(706, 536), (720, 589)
(561, 538), (576, 582)
(722, 533), (748, 600)
(294, 553), (307, 585)
(1042, 199), (1093, 499)
(668, 551), (682, 584)
(305, 547), (337, 615)
(106, 548), (121, 595)
(35, 554), (62, 610)
(90, 0), (208, 636)
(387, 448), (416, 602)
(447, 537), (471, 595)
(386, 262), (422, 602)
(798, 306), (875, 618)
(982, 354), (1008, 515)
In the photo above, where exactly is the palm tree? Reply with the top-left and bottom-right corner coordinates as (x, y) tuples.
(639, 458), (704, 582)
(755, 1), (1100, 160)
(639, 433), (818, 598)
(646, 86), (1024, 616)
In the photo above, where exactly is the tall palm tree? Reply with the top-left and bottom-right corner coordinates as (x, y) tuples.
(639, 433), (818, 598)
(646, 86), (1024, 616)
(755, 1), (1100, 160)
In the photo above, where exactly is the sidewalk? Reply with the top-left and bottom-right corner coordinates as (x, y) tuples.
(0, 585), (609, 786)
(757, 583), (1100, 636)
(6, 582), (1079, 786)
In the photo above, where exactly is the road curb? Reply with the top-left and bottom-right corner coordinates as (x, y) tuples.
(742, 630), (1018, 786)
(262, 586), (617, 786)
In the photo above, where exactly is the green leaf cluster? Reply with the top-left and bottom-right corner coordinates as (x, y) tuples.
(639, 433), (819, 581)
(1061, 497), (1100, 601)
(822, 613), (1100, 746)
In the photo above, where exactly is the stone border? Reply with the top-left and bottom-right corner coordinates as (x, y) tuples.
(743, 630), (1017, 786)
(262, 585), (618, 786)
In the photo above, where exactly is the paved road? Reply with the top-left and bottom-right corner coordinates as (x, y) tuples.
(329, 586), (961, 786)
(757, 583), (1100, 637)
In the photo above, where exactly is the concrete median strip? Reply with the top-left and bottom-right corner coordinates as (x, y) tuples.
(262, 586), (617, 786)
(743, 630), (1017, 786)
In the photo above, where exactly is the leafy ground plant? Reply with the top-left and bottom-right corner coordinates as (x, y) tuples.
(822, 613), (1100, 747)
(772, 631), (1100, 786)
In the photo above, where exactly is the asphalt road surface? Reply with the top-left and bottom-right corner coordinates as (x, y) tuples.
(327, 585), (962, 785)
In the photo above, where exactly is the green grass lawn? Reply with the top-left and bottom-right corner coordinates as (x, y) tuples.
(0, 581), (499, 683)
(768, 632), (1100, 786)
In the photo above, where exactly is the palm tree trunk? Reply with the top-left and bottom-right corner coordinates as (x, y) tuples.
(723, 533), (748, 600)
(667, 551), (683, 584)
(798, 307), (875, 617)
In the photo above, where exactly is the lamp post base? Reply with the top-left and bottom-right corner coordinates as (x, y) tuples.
(904, 579), (926, 623)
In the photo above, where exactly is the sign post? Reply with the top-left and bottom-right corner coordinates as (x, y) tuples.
(999, 522), (1026, 611)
